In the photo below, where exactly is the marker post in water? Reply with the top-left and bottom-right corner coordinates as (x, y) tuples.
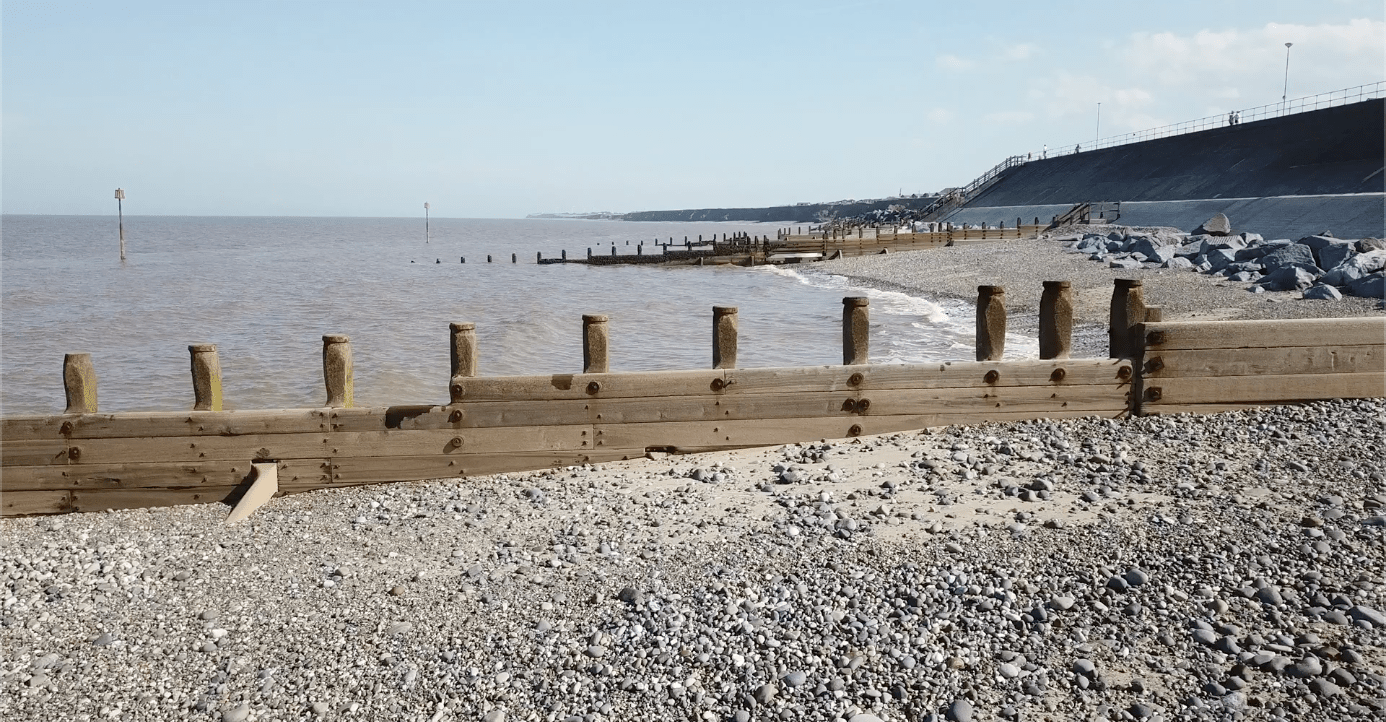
(424, 202), (430, 244)
(114, 188), (126, 261)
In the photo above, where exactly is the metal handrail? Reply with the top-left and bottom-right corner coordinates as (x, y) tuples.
(1041, 81), (1384, 158)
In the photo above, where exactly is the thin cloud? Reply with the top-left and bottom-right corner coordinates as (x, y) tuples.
(935, 54), (974, 71)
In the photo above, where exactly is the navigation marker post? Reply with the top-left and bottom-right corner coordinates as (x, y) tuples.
(114, 188), (126, 261)
(424, 202), (430, 244)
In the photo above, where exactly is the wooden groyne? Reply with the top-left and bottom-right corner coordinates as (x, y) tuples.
(529, 224), (1049, 268)
(2, 281), (1382, 517)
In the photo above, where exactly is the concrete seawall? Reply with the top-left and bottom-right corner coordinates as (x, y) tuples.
(948, 99), (1384, 239)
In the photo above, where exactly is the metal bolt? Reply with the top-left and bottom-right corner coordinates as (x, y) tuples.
(984, 370), (1000, 384)
(586, 381), (601, 395)
(1050, 368), (1067, 382)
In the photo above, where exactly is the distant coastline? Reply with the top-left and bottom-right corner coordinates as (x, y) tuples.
(528, 194), (943, 224)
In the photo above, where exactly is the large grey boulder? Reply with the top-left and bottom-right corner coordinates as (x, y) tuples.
(1196, 248), (1238, 272)
(1109, 258), (1142, 269)
(1260, 244), (1319, 272)
(1129, 237), (1177, 263)
(1297, 235), (1341, 253)
(1194, 213), (1232, 236)
(1321, 251), (1386, 286)
(1347, 273), (1385, 299)
(1259, 265), (1319, 291)
(1316, 242), (1356, 273)
(1302, 284), (1342, 301)
(1163, 257), (1195, 269)
(1355, 238), (1386, 253)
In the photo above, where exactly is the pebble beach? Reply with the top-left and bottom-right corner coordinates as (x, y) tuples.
(3, 233), (1385, 722)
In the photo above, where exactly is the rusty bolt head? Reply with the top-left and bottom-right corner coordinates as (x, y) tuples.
(67, 446), (81, 461)
(984, 370), (1000, 384)
(848, 372), (864, 386)
(1050, 368), (1067, 382)
(857, 398), (870, 412)
(1146, 330), (1167, 345)
(450, 437), (463, 448)
(450, 383), (463, 397)
(448, 410), (463, 423)
(1145, 387), (1163, 401)
(710, 378), (726, 392)
(586, 381), (601, 395)
(1144, 357), (1165, 373)
(841, 399), (857, 412)
(1117, 366), (1133, 381)
(59, 421), (74, 435)
(848, 424), (863, 437)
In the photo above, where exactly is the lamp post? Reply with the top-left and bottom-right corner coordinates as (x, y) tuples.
(1282, 42), (1293, 114)
(424, 202), (430, 244)
(114, 188), (126, 261)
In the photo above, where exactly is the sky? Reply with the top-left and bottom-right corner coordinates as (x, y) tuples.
(3, 0), (1383, 218)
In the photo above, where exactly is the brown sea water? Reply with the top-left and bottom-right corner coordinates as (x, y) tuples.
(0, 215), (1034, 414)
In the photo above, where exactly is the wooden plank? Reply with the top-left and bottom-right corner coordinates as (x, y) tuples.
(0, 416), (71, 442)
(0, 458), (328, 492)
(1, 440), (72, 466)
(724, 359), (1132, 394)
(452, 369), (727, 402)
(69, 486), (242, 513)
(1140, 402), (1292, 416)
(65, 409), (329, 439)
(1144, 373), (1386, 406)
(66, 426), (593, 466)
(594, 408), (1128, 452)
(326, 448), (643, 487)
(1142, 318), (1386, 352)
(1145, 345), (1385, 378)
(2, 490), (74, 516)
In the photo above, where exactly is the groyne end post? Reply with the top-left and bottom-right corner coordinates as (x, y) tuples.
(1039, 281), (1073, 360)
(976, 286), (1007, 362)
(583, 315), (609, 374)
(63, 353), (98, 414)
(323, 334), (354, 408)
(188, 343), (223, 411)
(712, 306), (738, 369)
(842, 297), (869, 365)
(1109, 279), (1146, 359)
(450, 322), (477, 379)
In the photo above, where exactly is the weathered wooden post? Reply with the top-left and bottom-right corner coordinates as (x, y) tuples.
(322, 334), (353, 408)
(450, 322), (477, 379)
(512, 253), (517, 263)
(562, 250), (567, 261)
(188, 343), (223, 411)
(1108, 279), (1146, 359)
(537, 251), (542, 263)
(712, 306), (738, 369)
(637, 244), (643, 256)
(1039, 281), (1073, 360)
(583, 315), (609, 373)
(587, 248), (592, 259)
(842, 297), (869, 365)
(63, 353), (98, 414)
(976, 286), (1006, 361)
(487, 255), (493, 263)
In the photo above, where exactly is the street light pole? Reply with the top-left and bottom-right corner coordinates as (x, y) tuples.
(1282, 42), (1293, 114)
(424, 202), (430, 244)
(114, 188), (126, 261)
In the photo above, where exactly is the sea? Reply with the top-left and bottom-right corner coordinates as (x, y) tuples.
(0, 215), (1037, 415)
